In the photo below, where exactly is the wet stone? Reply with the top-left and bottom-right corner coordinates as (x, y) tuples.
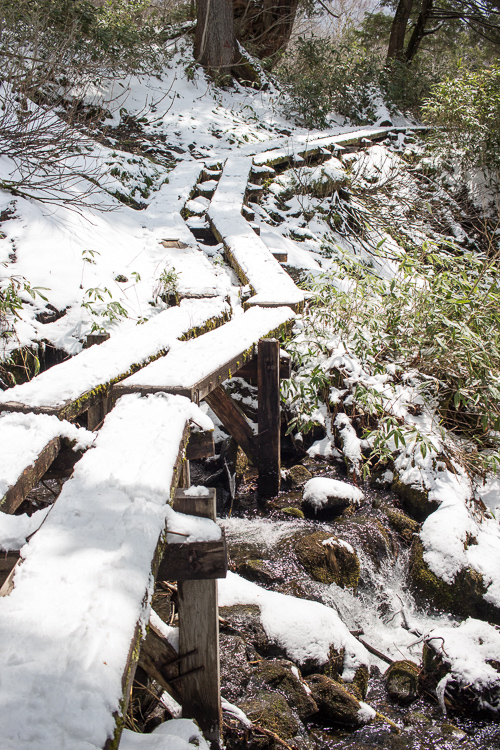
(250, 659), (319, 720)
(295, 531), (360, 588)
(238, 691), (300, 739)
(305, 674), (370, 727)
(220, 634), (254, 702)
(385, 660), (420, 704)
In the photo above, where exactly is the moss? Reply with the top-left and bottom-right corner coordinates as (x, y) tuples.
(306, 674), (367, 727)
(282, 507), (305, 518)
(391, 477), (438, 522)
(383, 506), (420, 543)
(409, 537), (500, 623)
(295, 531), (360, 588)
(253, 659), (318, 720)
(351, 664), (369, 701)
(238, 691), (299, 739)
(385, 660), (420, 703)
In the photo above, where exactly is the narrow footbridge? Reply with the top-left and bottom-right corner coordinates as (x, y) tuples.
(0, 126), (414, 749)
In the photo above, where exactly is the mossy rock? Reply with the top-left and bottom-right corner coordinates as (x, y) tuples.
(295, 531), (360, 588)
(287, 465), (313, 487)
(421, 639), (500, 719)
(282, 507), (305, 519)
(235, 558), (282, 585)
(391, 478), (438, 522)
(334, 516), (394, 570)
(305, 674), (370, 727)
(385, 660), (420, 704)
(383, 507), (420, 543)
(219, 604), (285, 659)
(409, 537), (500, 624)
(238, 691), (300, 739)
(251, 659), (318, 720)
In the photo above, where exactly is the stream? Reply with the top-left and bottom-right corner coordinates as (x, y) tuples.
(206, 452), (500, 750)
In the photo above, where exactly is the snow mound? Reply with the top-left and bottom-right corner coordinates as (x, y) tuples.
(303, 477), (364, 509)
(120, 719), (209, 750)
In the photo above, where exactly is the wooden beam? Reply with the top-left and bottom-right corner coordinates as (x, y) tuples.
(186, 428), (215, 460)
(235, 352), (291, 381)
(137, 622), (182, 704)
(176, 490), (222, 749)
(0, 551), (19, 590)
(158, 537), (227, 581)
(0, 436), (60, 514)
(204, 385), (258, 466)
(257, 338), (281, 497)
(173, 488), (217, 518)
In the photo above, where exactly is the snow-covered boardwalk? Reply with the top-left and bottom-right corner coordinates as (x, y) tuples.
(0, 123), (421, 749)
(0, 298), (229, 419)
(0, 394), (219, 750)
(114, 306), (294, 402)
(208, 156), (305, 311)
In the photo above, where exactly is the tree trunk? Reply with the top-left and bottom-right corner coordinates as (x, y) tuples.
(195, 0), (240, 74)
(233, 0), (300, 64)
(404, 0), (434, 61)
(386, 0), (415, 59)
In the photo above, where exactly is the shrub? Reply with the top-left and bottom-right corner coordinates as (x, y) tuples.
(422, 65), (500, 185)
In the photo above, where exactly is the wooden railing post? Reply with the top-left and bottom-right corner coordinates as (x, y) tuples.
(175, 488), (222, 749)
(257, 338), (281, 497)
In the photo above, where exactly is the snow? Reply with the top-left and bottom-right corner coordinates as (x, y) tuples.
(0, 412), (94, 499)
(0, 392), (214, 750)
(358, 702), (377, 722)
(0, 506), (51, 552)
(425, 618), (500, 707)
(165, 506), (221, 544)
(221, 698), (252, 727)
(218, 571), (368, 680)
(303, 477), (364, 509)
(120, 719), (209, 750)
(119, 305), (294, 390)
(0, 297), (228, 410)
(322, 537), (355, 555)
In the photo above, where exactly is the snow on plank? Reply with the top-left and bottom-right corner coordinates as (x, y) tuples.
(113, 306), (295, 402)
(207, 156), (304, 312)
(158, 242), (230, 299)
(0, 393), (219, 750)
(0, 413), (94, 514)
(252, 127), (416, 166)
(0, 297), (229, 419)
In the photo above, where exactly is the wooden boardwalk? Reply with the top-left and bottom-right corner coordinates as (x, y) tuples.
(0, 125), (416, 749)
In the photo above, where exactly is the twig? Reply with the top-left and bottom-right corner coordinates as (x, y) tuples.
(357, 637), (393, 665)
(252, 724), (296, 750)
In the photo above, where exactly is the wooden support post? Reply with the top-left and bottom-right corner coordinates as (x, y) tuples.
(176, 490), (222, 749)
(204, 385), (258, 465)
(258, 338), (281, 497)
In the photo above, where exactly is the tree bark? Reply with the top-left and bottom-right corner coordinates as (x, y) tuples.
(386, 0), (415, 59)
(233, 0), (300, 63)
(404, 0), (434, 61)
(195, 0), (240, 74)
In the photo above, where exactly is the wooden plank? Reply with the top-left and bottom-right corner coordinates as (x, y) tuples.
(158, 537), (227, 581)
(235, 352), (291, 381)
(173, 488), (216, 518)
(0, 550), (19, 590)
(176, 489), (222, 748)
(257, 338), (281, 497)
(112, 347), (258, 404)
(185, 428), (215, 460)
(0, 436), (60, 514)
(204, 385), (258, 465)
(137, 622), (182, 704)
